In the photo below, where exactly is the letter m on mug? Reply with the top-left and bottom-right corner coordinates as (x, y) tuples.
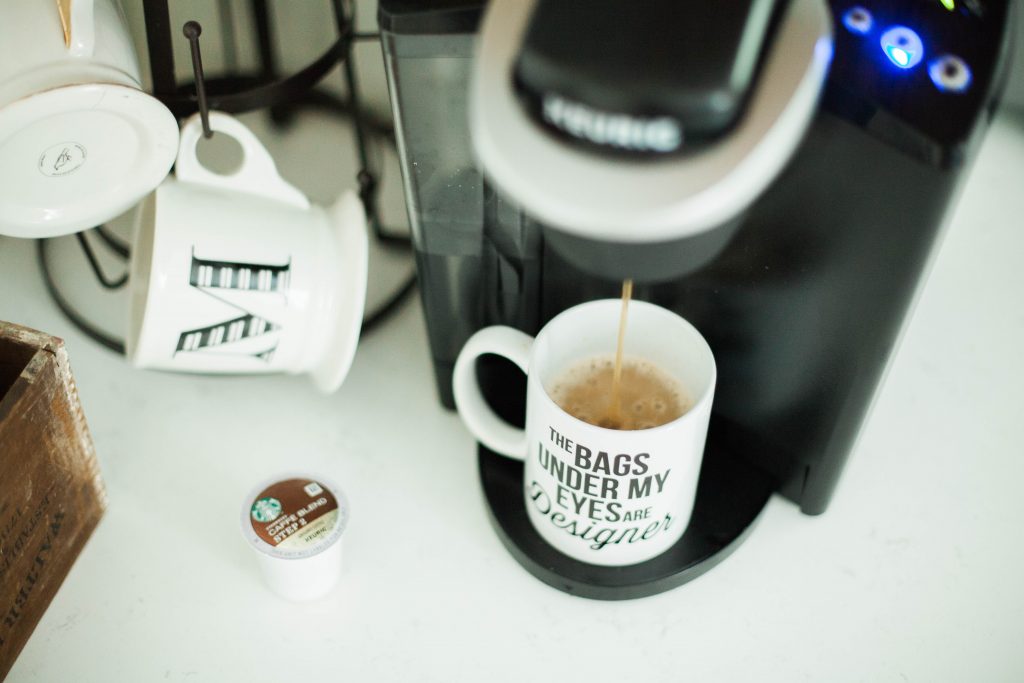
(174, 250), (291, 363)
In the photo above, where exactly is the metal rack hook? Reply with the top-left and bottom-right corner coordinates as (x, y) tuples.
(183, 21), (213, 138)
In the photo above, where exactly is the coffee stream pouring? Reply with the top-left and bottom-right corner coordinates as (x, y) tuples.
(378, 0), (1014, 597)
(604, 279), (634, 430)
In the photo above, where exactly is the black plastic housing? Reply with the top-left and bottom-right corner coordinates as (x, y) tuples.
(378, 0), (1014, 597)
(514, 0), (781, 151)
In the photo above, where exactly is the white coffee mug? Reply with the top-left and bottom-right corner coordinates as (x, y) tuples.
(127, 112), (368, 393)
(453, 300), (716, 566)
(0, 0), (179, 238)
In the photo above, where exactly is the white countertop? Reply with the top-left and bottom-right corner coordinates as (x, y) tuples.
(3, 110), (1024, 683)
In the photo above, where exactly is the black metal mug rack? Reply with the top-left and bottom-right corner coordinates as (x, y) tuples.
(143, 0), (352, 119)
(39, 0), (415, 354)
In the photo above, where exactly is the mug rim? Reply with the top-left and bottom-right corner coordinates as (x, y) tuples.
(124, 189), (158, 360)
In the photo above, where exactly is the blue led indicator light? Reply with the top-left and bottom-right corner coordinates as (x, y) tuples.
(842, 7), (873, 34)
(880, 26), (925, 70)
(887, 46), (911, 67)
(929, 55), (972, 93)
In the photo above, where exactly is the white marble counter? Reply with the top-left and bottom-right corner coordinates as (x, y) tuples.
(2, 109), (1023, 682)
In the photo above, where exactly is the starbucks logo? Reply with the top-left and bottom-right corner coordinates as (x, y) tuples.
(38, 142), (87, 177)
(251, 497), (282, 523)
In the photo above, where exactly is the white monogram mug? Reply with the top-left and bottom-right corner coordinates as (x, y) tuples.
(127, 112), (368, 393)
(453, 300), (716, 566)
(0, 0), (179, 237)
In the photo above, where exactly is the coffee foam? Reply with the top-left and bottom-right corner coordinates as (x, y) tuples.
(547, 354), (691, 430)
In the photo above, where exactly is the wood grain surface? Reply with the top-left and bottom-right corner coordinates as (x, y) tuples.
(0, 321), (106, 680)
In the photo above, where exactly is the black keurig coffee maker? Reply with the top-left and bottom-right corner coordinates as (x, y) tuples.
(378, 0), (1014, 598)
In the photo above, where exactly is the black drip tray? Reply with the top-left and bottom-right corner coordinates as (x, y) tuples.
(478, 432), (775, 600)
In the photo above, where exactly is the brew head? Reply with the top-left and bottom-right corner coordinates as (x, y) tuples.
(543, 215), (747, 284)
(470, 0), (833, 279)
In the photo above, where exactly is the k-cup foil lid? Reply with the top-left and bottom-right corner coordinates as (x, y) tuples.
(241, 474), (349, 560)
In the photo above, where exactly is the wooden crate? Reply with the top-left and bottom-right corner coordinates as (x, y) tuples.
(0, 322), (106, 680)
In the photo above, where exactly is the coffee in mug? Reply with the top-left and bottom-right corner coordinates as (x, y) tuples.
(549, 354), (691, 430)
(548, 279), (691, 431)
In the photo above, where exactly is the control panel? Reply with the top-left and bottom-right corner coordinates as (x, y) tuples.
(826, 0), (1011, 165)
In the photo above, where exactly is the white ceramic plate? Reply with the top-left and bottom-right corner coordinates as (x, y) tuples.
(0, 82), (179, 238)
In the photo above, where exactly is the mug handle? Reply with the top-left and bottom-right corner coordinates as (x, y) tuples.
(175, 112), (311, 210)
(452, 326), (534, 461)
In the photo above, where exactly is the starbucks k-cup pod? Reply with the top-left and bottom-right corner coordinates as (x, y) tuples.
(241, 474), (349, 601)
